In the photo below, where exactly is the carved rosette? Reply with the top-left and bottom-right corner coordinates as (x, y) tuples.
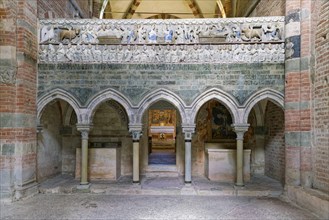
(0, 66), (16, 84)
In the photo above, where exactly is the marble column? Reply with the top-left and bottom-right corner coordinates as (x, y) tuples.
(132, 130), (142, 183)
(183, 125), (195, 184)
(233, 124), (249, 187)
(77, 125), (91, 186)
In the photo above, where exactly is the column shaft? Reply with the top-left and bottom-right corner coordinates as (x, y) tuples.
(185, 140), (192, 183)
(80, 133), (89, 185)
(236, 138), (244, 186)
(133, 141), (140, 183)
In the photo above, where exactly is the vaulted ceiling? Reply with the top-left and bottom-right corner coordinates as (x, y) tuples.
(94, 0), (260, 19)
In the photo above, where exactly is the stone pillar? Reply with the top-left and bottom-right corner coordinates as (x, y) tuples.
(132, 130), (142, 183)
(77, 125), (91, 186)
(182, 125), (195, 184)
(285, 0), (313, 187)
(0, 0), (38, 201)
(233, 124), (249, 187)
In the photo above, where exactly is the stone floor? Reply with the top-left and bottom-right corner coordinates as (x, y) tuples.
(37, 174), (284, 197)
(1, 175), (321, 219)
(1, 194), (319, 219)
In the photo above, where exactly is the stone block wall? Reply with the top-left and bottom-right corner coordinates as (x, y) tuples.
(250, 0), (285, 17)
(37, 63), (285, 107)
(0, 0), (38, 201)
(37, 0), (91, 19)
(264, 101), (285, 184)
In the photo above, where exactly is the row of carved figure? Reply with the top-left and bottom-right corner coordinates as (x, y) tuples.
(39, 43), (285, 63)
(40, 22), (283, 45)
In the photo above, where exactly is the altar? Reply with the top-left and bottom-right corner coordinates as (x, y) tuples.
(205, 143), (251, 182)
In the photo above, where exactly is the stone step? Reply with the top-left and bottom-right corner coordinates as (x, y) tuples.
(145, 165), (179, 177)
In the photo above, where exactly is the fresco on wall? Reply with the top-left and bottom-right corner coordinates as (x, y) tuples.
(195, 100), (236, 141)
(210, 101), (236, 140)
(149, 109), (176, 127)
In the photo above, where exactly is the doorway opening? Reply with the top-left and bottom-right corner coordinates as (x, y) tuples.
(147, 102), (177, 165)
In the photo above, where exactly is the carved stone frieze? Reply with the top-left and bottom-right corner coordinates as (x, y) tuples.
(39, 17), (285, 45)
(39, 43), (285, 64)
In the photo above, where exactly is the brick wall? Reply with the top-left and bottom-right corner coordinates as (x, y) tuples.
(250, 0), (285, 17)
(37, 0), (91, 19)
(0, 0), (38, 200)
(264, 101), (285, 184)
(313, 0), (329, 192)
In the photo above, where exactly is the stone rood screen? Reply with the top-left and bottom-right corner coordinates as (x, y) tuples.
(38, 17), (285, 64)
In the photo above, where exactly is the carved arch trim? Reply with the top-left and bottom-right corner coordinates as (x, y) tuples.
(189, 88), (240, 125)
(242, 88), (284, 124)
(37, 88), (82, 124)
(136, 88), (187, 125)
(86, 88), (133, 124)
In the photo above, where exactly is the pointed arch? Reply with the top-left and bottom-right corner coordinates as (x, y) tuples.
(86, 88), (133, 124)
(189, 88), (240, 124)
(136, 88), (187, 124)
(37, 89), (82, 124)
(242, 88), (284, 124)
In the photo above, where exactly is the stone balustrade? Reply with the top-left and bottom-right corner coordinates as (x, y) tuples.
(38, 17), (285, 64)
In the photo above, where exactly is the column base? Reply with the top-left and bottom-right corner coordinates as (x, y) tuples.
(77, 183), (91, 190)
(234, 183), (245, 188)
(133, 181), (140, 184)
(185, 181), (192, 184)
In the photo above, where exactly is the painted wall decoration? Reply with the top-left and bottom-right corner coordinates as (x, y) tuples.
(195, 100), (236, 142)
(149, 109), (176, 127)
(210, 101), (236, 140)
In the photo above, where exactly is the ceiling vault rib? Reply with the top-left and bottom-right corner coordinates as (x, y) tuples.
(231, 0), (237, 17)
(122, 0), (143, 19)
(216, 0), (226, 18)
(99, 0), (109, 19)
(185, 0), (204, 18)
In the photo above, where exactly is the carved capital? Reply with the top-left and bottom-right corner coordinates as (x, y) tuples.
(129, 123), (143, 141)
(232, 124), (249, 141)
(76, 123), (91, 140)
(182, 124), (195, 141)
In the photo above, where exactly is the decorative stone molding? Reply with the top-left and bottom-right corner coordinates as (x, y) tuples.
(38, 43), (285, 64)
(39, 17), (284, 45)
(38, 17), (285, 64)
(0, 66), (16, 84)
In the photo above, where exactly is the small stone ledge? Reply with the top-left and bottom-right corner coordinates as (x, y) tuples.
(285, 185), (329, 219)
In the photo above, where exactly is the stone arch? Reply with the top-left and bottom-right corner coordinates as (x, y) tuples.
(37, 89), (82, 124)
(189, 88), (240, 124)
(242, 88), (284, 124)
(86, 88), (133, 124)
(136, 88), (187, 124)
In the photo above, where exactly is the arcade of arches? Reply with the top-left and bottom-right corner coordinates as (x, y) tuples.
(0, 0), (328, 219)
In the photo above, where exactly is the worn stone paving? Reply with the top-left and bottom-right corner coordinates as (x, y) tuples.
(1, 194), (319, 220)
